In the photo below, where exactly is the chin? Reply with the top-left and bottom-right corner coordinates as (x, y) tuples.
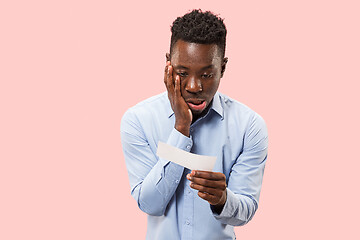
(191, 105), (209, 119)
(191, 109), (204, 116)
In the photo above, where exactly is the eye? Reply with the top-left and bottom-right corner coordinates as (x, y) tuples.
(177, 72), (188, 77)
(201, 73), (213, 79)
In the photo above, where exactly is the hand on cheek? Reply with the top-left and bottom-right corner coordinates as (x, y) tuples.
(163, 61), (192, 136)
(186, 170), (227, 207)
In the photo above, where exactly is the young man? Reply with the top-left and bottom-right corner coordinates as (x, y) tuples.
(121, 9), (268, 240)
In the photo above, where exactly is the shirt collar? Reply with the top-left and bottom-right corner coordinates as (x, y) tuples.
(167, 92), (224, 119)
(211, 92), (224, 119)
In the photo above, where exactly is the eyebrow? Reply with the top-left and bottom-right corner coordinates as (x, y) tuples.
(173, 64), (214, 70)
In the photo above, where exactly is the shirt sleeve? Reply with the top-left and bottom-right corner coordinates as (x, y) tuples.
(212, 112), (268, 226)
(121, 109), (193, 216)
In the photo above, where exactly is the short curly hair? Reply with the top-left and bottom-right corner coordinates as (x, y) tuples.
(170, 9), (227, 58)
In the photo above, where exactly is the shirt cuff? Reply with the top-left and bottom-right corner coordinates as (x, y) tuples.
(212, 188), (238, 219)
(167, 127), (193, 151)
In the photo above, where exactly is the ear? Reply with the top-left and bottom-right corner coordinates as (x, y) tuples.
(220, 57), (228, 78)
(166, 53), (170, 62)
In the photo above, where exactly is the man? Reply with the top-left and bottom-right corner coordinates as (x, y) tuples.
(121, 9), (268, 240)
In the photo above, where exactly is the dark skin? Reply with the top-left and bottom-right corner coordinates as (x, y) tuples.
(164, 39), (229, 211)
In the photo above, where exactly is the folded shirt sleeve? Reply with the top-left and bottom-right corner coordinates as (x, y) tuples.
(121, 109), (193, 216)
(212, 112), (268, 226)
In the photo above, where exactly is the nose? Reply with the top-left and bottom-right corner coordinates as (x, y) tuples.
(185, 76), (202, 93)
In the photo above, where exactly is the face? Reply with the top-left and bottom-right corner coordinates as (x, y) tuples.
(167, 39), (227, 121)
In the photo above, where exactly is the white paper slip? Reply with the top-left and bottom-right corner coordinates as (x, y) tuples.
(156, 141), (217, 171)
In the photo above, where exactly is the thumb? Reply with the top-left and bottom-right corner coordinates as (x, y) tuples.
(188, 109), (193, 122)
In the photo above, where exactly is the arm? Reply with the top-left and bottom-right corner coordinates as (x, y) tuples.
(121, 61), (194, 216)
(121, 110), (192, 216)
(188, 113), (268, 226)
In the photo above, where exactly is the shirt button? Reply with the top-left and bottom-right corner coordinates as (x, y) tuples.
(175, 180), (179, 183)
(186, 220), (190, 225)
(187, 190), (191, 195)
(186, 145), (191, 149)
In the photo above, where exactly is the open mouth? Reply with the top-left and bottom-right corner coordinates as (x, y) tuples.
(187, 100), (207, 111)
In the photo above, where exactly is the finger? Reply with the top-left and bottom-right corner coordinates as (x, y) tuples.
(174, 74), (180, 98)
(163, 61), (171, 82)
(165, 64), (174, 92)
(198, 191), (218, 205)
(190, 182), (224, 196)
(164, 65), (168, 85)
(189, 170), (226, 181)
(188, 176), (226, 190)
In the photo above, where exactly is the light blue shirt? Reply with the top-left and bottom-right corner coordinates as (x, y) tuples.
(121, 92), (268, 240)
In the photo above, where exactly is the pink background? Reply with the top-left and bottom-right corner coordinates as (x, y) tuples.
(1, 0), (359, 239)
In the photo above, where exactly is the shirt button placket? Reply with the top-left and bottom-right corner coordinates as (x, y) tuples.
(182, 170), (193, 239)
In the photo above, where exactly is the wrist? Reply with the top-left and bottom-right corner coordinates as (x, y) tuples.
(211, 202), (225, 215)
(175, 123), (190, 137)
(211, 190), (227, 214)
